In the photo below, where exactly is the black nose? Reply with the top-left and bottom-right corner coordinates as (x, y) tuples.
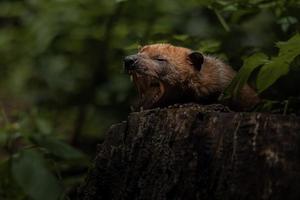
(124, 55), (137, 71)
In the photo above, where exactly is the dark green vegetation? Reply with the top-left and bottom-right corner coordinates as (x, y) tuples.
(0, 0), (299, 199)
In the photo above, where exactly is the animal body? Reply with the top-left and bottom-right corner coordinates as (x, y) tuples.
(124, 44), (260, 110)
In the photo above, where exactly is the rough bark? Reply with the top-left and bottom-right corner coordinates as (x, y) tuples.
(76, 104), (300, 200)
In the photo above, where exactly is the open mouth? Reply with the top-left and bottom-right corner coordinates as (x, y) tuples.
(128, 71), (165, 110)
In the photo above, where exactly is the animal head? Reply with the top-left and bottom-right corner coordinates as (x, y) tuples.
(124, 44), (204, 109)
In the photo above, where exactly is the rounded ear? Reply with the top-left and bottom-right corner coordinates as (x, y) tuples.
(188, 51), (204, 71)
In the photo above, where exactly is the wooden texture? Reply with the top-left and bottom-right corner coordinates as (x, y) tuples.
(76, 104), (300, 200)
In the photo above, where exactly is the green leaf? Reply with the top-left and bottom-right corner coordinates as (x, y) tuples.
(198, 40), (221, 54)
(1, 160), (26, 200)
(12, 150), (62, 200)
(277, 16), (298, 32)
(172, 34), (189, 41)
(257, 58), (289, 93)
(257, 33), (300, 93)
(36, 118), (52, 135)
(0, 130), (8, 146)
(31, 135), (84, 160)
(276, 34), (300, 60)
(223, 52), (268, 99)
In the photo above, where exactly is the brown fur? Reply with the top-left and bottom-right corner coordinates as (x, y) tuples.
(126, 43), (260, 110)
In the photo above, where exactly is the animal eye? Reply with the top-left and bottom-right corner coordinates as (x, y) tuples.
(154, 57), (167, 62)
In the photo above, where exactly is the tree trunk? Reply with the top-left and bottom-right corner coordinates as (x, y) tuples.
(76, 104), (300, 200)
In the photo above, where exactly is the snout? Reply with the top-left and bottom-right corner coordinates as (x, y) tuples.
(124, 55), (138, 71)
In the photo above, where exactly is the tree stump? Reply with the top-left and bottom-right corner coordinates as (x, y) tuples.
(76, 104), (300, 200)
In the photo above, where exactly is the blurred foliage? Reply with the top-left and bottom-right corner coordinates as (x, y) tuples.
(0, 0), (299, 199)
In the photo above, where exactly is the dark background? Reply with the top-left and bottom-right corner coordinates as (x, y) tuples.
(0, 0), (299, 200)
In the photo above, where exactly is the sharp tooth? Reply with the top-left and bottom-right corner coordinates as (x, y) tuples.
(130, 75), (133, 82)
